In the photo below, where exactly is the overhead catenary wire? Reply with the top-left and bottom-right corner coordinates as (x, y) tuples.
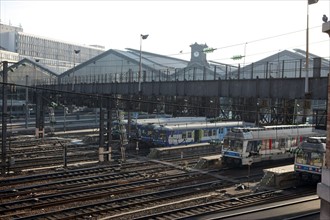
(38, 24), (329, 72)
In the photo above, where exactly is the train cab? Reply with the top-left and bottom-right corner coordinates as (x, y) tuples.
(294, 136), (326, 182)
(222, 125), (318, 167)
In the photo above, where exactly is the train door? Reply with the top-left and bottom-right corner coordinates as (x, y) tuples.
(194, 129), (200, 142)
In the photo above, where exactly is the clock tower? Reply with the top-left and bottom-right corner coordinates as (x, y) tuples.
(189, 42), (209, 67)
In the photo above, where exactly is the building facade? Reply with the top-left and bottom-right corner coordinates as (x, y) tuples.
(0, 22), (105, 74)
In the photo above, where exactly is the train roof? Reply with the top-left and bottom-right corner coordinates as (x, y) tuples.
(298, 136), (326, 153)
(152, 121), (244, 131)
(120, 117), (207, 126)
(226, 124), (316, 140)
(152, 142), (211, 151)
(306, 136), (326, 143)
(0, 99), (30, 106)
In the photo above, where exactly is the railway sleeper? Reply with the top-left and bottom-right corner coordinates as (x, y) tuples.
(183, 210), (197, 215)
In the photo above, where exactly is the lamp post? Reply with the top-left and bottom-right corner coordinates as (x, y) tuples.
(138, 34), (149, 93)
(304, 0), (318, 123)
(305, 0), (319, 92)
(305, 1), (311, 93)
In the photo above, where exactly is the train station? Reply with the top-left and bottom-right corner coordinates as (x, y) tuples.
(1, 5), (330, 219)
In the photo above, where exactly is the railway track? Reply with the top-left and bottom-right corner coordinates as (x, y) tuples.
(207, 195), (320, 220)
(130, 187), (317, 220)
(0, 170), (218, 218)
(7, 141), (214, 175)
(0, 159), (266, 220)
(0, 158), (192, 189)
(1, 171), (252, 219)
(5, 138), (100, 173)
(0, 132), (311, 220)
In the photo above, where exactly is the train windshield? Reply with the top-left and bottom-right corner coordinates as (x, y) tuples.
(223, 138), (243, 153)
(296, 151), (323, 167)
(153, 130), (167, 142)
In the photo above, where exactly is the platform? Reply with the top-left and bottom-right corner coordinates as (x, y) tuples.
(194, 155), (222, 169)
(259, 164), (298, 189)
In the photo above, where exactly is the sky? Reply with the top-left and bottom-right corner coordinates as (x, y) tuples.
(1, 0), (330, 65)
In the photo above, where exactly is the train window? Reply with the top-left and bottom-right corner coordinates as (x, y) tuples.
(203, 130), (208, 137)
(182, 133), (187, 139)
(223, 138), (229, 148)
(278, 138), (286, 148)
(233, 140), (243, 152)
(223, 139), (243, 152)
(311, 152), (323, 166)
(187, 132), (192, 138)
(295, 152), (305, 164)
(261, 139), (269, 150)
(288, 137), (297, 148)
(212, 130), (216, 136)
(160, 131), (167, 141)
(246, 140), (261, 153)
(296, 151), (323, 167)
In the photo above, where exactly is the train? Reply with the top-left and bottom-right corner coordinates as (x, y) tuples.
(113, 117), (208, 140)
(0, 99), (35, 118)
(113, 116), (208, 140)
(139, 120), (245, 147)
(294, 136), (326, 182)
(221, 124), (324, 167)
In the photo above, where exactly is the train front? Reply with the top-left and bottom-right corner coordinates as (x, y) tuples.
(294, 136), (326, 181)
(221, 127), (248, 166)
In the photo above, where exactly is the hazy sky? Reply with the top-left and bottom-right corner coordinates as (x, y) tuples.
(1, 0), (330, 65)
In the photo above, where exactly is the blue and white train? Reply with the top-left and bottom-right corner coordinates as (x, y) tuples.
(140, 121), (245, 147)
(294, 136), (326, 182)
(221, 124), (323, 166)
(113, 116), (207, 140)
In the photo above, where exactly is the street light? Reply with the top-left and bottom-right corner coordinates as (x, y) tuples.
(303, 0), (318, 123)
(305, 0), (318, 92)
(138, 34), (149, 93)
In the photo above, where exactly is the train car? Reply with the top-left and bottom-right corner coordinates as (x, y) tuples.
(113, 116), (207, 141)
(0, 99), (35, 118)
(145, 121), (244, 147)
(221, 124), (322, 167)
(294, 136), (326, 182)
(133, 117), (208, 144)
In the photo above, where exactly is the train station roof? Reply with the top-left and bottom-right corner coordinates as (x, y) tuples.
(5, 58), (58, 86)
(59, 48), (189, 78)
(231, 49), (330, 79)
